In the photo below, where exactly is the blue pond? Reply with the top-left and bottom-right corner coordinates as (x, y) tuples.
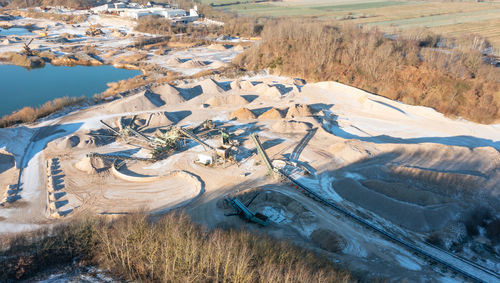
(0, 64), (141, 117)
(0, 27), (33, 36)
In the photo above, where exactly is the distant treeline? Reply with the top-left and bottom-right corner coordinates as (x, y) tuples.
(134, 13), (264, 37)
(235, 19), (500, 123)
(6, 0), (100, 9)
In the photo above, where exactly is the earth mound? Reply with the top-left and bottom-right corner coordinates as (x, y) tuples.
(150, 84), (185, 105)
(137, 112), (172, 127)
(75, 156), (108, 174)
(75, 157), (95, 174)
(103, 90), (159, 113)
(209, 60), (226, 69)
(207, 44), (229, 50)
(286, 104), (311, 118)
(199, 78), (224, 94)
(166, 57), (183, 64)
(77, 134), (98, 148)
(205, 95), (248, 107)
(259, 108), (282, 119)
(254, 83), (282, 98)
(180, 59), (207, 68)
(271, 120), (310, 133)
(240, 80), (254, 90)
(231, 108), (256, 120)
(230, 79), (242, 90)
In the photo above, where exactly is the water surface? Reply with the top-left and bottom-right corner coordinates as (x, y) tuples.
(0, 64), (141, 116)
(0, 27), (33, 36)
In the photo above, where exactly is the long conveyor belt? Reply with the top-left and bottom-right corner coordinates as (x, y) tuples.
(250, 133), (274, 173)
(250, 133), (500, 283)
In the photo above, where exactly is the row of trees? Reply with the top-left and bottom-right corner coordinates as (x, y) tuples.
(235, 19), (500, 123)
(0, 213), (351, 282)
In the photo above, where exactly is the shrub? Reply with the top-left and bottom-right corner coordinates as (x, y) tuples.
(0, 96), (84, 128)
(425, 233), (443, 247)
(235, 19), (500, 123)
(0, 213), (351, 282)
(464, 207), (492, 237)
(486, 218), (500, 244)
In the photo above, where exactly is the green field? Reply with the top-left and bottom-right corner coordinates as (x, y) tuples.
(202, 0), (500, 50)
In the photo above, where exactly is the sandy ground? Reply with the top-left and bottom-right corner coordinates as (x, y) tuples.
(0, 13), (499, 282)
(0, 15), (244, 75)
(1, 72), (499, 280)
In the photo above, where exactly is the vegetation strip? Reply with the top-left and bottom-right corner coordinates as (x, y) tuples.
(235, 19), (500, 123)
(0, 213), (351, 282)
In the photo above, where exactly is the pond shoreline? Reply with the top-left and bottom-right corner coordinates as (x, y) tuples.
(0, 63), (142, 126)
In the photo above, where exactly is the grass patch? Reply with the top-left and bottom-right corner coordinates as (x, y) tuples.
(310, 1), (408, 12)
(0, 213), (352, 282)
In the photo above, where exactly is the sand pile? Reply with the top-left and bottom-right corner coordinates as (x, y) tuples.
(231, 108), (256, 120)
(259, 108), (282, 119)
(77, 135), (97, 148)
(137, 112), (172, 127)
(209, 60), (226, 69)
(75, 156), (108, 174)
(166, 57), (183, 64)
(253, 83), (282, 98)
(199, 78), (224, 94)
(50, 135), (84, 150)
(65, 135), (80, 148)
(150, 84), (185, 105)
(271, 120), (310, 133)
(75, 157), (95, 174)
(207, 44), (229, 50)
(205, 95), (248, 107)
(230, 79), (254, 90)
(240, 80), (254, 90)
(230, 79), (242, 90)
(180, 59), (207, 68)
(104, 90), (159, 113)
(286, 104), (311, 118)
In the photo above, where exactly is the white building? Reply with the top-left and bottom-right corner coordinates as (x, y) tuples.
(90, 2), (199, 22)
(114, 2), (127, 9)
(91, 3), (113, 13)
(160, 9), (186, 18)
